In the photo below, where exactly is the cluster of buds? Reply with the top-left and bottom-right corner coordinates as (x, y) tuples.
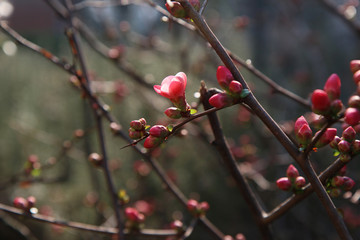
(326, 166), (355, 197)
(13, 196), (36, 212)
(154, 72), (195, 119)
(344, 95), (360, 127)
(165, 0), (200, 19)
(294, 116), (337, 150)
(209, 66), (250, 108)
(128, 118), (148, 140)
(24, 154), (41, 177)
(186, 199), (210, 217)
(276, 165), (306, 193)
(143, 125), (169, 149)
(124, 207), (145, 230)
(330, 126), (360, 162)
(311, 74), (343, 117)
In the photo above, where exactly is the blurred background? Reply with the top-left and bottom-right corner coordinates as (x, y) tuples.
(0, 0), (360, 239)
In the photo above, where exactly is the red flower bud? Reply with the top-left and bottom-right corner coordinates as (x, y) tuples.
(343, 176), (355, 191)
(187, 199), (198, 212)
(314, 128), (337, 148)
(350, 60), (360, 73)
(170, 220), (183, 230)
(128, 128), (145, 140)
(331, 176), (344, 187)
(125, 207), (139, 222)
(340, 153), (351, 162)
(164, 107), (182, 119)
(344, 107), (360, 126)
(13, 197), (28, 210)
(198, 201), (210, 213)
(294, 116), (309, 133)
(286, 164), (299, 179)
(348, 95), (360, 108)
(330, 136), (341, 149)
(296, 124), (313, 146)
(228, 81), (243, 95)
(143, 135), (163, 149)
(149, 125), (168, 138)
(352, 140), (360, 155)
(324, 74), (341, 100)
(27, 196), (36, 209)
(339, 165), (347, 176)
(353, 70), (360, 85)
(165, 1), (187, 18)
(330, 99), (343, 115)
(209, 92), (233, 108)
(88, 153), (103, 167)
(294, 176), (306, 189)
(276, 177), (292, 191)
(342, 126), (356, 142)
(216, 66), (233, 89)
(311, 89), (331, 114)
(130, 120), (144, 131)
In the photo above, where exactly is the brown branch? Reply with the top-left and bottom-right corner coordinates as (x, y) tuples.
(0, 203), (177, 238)
(200, 83), (273, 240)
(264, 157), (346, 223)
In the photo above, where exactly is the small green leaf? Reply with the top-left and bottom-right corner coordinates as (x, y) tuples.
(31, 169), (41, 177)
(240, 89), (250, 98)
(145, 125), (151, 130)
(167, 125), (174, 132)
(190, 109), (197, 115)
(333, 150), (340, 157)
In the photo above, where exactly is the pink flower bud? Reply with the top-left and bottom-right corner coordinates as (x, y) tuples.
(296, 124), (313, 146)
(164, 107), (182, 119)
(125, 207), (139, 221)
(216, 66), (233, 89)
(228, 81), (243, 95)
(27, 196), (36, 209)
(330, 136), (341, 149)
(354, 70), (360, 84)
(350, 60), (360, 73)
(340, 153), (351, 162)
(330, 99), (343, 115)
(209, 92), (233, 108)
(331, 176), (344, 187)
(345, 107), (360, 126)
(311, 89), (331, 114)
(342, 126), (356, 142)
(294, 116), (309, 133)
(314, 128), (337, 148)
(324, 74), (341, 100)
(128, 128), (145, 140)
(187, 199), (198, 212)
(13, 197), (28, 210)
(343, 176), (355, 191)
(352, 140), (360, 155)
(294, 176), (306, 189)
(276, 177), (292, 191)
(348, 95), (360, 108)
(286, 164), (299, 179)
(165, 1), (187, 18)
(170, 220), (183, 230)
(198, 201), (210, 212)
(143, 135), (163, 149)
(149, 125), (168, 138)
(130, 120), (144, 131)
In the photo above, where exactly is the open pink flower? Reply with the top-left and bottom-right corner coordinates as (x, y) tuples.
(154, 72), (188, 110)
(154, 72), (187, 100)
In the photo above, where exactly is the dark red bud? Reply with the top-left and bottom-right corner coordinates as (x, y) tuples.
(276, 177), (292, 191)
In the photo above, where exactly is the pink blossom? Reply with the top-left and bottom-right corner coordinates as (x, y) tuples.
(154, 72), (187, 100)
(324, 74), (341, 100)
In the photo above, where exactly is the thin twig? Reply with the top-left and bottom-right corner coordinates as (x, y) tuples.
(0, 203), (177, 238)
